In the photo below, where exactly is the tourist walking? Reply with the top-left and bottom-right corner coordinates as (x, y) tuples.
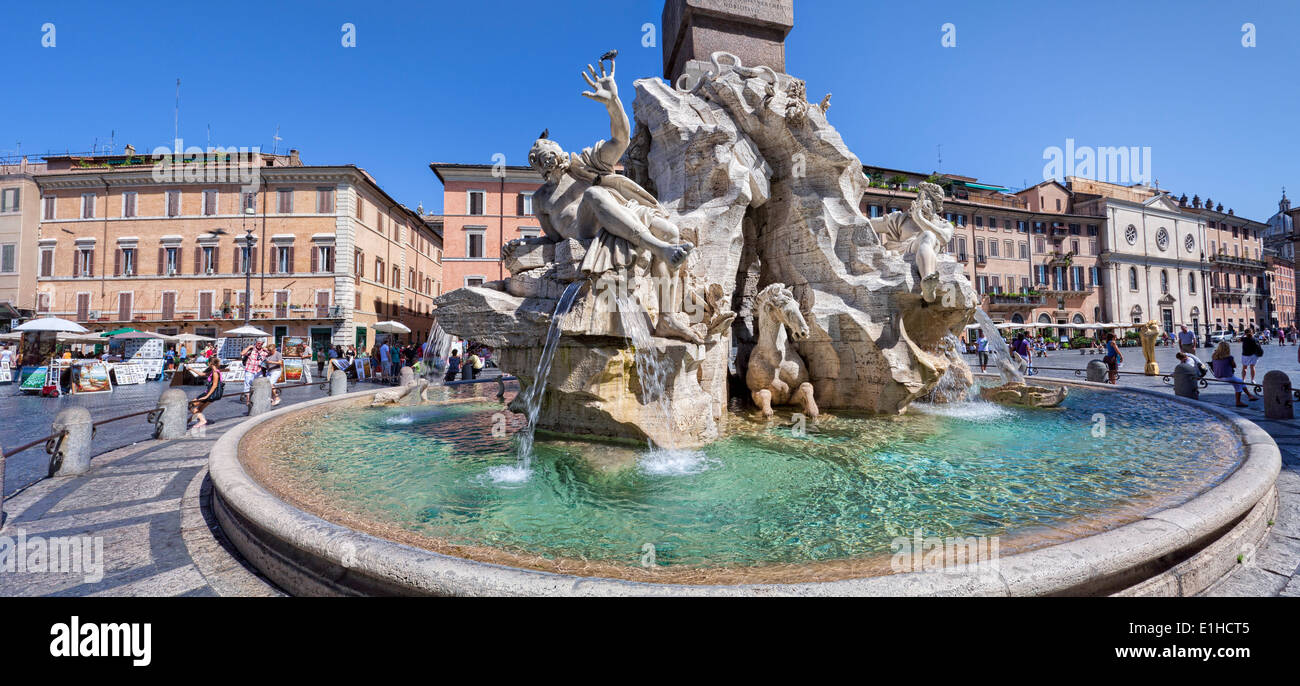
(445, 350), (462, 383)
(1240, 328), (1263, 384)
(264, 344), (284, 406)
(1211, 341), (1257, 407)
(1102, 333), (1123, 385)
(189, 358), (224, 430)
(240, 340), (268, 403)
(1177, 325), (1196, 354)
(975, 333), (989, 373)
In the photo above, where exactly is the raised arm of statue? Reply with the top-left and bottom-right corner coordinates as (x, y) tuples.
(580, 59), (629, 169)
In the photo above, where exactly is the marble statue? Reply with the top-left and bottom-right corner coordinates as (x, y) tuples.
(1139, 320), (1161, 375)
(864, 182), (954, 302)
(371, 379), (429, 406)
(979, 382), (1068, 408)
(503, 54), (699, 341)
(747, 283), (819, 420)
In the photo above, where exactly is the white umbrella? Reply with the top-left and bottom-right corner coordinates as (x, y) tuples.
(110, 331), (171, 340)
(0, 331), (20, 341)
(373, 320), (411, 334)
(57, 332), (108, 344)
(14, 316), (89, 334)
(223, 325), (271, 337)
(171, 333), (214, 342)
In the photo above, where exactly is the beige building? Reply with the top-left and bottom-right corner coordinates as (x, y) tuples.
(1179, 197), (1268, 333)
(861, 168), (1104, 335)
(34, 149), (441, 354)
(0, 158), (45, 330)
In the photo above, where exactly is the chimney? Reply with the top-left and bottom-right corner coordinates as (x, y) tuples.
(124, 144), (135, 156)
(288, 149), (300, 166)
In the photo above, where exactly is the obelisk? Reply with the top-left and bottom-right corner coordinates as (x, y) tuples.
(662, 0), (794, 83)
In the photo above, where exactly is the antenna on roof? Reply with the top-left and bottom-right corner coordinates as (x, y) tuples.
(936, 143), (942, 167)
(174, 78), (181, 152)
(272, 125), (282, 155)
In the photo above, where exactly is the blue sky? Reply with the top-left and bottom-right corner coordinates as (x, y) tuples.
(2, 0), (1296, 220)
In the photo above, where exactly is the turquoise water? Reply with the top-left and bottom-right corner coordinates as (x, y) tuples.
(267, 389), (1241, 570)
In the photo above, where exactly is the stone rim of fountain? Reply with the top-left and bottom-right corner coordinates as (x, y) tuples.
(209, 382), (1279, 596)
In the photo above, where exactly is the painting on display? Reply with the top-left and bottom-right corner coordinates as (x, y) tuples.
(282, 358), (305, 383)
(111, 364), (147, 385)
(74, 362), (113, 394)
(0, 360), (10, 383)
(19, 365), (48, 393)
(354, 357), (370, 380)
(281, 336), (309, 359)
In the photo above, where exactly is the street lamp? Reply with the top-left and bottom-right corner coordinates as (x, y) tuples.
(243, 206), (256, 324)
(1200, 251), (1212, 348)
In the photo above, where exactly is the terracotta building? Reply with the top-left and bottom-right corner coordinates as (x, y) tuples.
(861, 167), (1104, 335)
(1179, 196), (1268, 333)
(1264, 249), (1295, 329)
(0, 157), (45, 330)
(34, 148), (441, 353)
(429, 163), (543, 290)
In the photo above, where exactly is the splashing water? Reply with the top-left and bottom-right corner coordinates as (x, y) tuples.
(421, 318), (455, 383)
(972, 308), (1025, 385)
(615, 294), (675, 450)
(506, 282), (583, 479)
(922, 334), (969, 403)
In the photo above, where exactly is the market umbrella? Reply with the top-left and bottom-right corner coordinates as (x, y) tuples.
(170, 333), (214, 342)
(373, 320), (412, 334)
(223, 325), (271, 337)
(13, 317), (89, 334)
(98, 327), (140, 337)
(109, 331), (170, 340)
(57, 332), (108, 344)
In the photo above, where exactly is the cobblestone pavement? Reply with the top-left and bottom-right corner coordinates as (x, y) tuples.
(1, 345), (1295, 596)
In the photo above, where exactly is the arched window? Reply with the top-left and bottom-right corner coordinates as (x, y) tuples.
(1130, 305), (1143, 323)
(1160, 270), (1169, 294)
(1188, 272), (1197, 294)
(1011, 313), (1024, 324)
(1038, 313), (1052, 324)
(1072, 313), (1085, 324)
(1129, 267), (1139, 290)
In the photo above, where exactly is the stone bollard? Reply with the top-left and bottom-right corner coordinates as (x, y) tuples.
(399, 365), (415, 387)
(156, 388), (190, 440)
(51, 407), (94, 477)
(330, 369), (349, 396)
(1085, 359), (1108, 383)
(1263, 370), (1293, 419)
(1171, 363), (1199, 400)
(248, 376), (273, 416)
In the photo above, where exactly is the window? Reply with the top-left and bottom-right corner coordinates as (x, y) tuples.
(975, 238), (985, 257)
(1017, 220), (1028, 233)
(164, 247), (179, 275)
(316, 188), (335, 214)
(116, 247), (136, 276)
(1035, 237), (1046, 254)
(313, 245), (334, 273)
(988, 240), (998, 257)
(1089, 266), (1099, 287)
(519, 192), (534, 216)
(167, 190), (182, 217)
(409, 268), (416, 289)
(242, 192), (256, 213)
(1004, 240), (1013, 258)
(117, 292), (133, 321)
(275, 246), (293, 273)
(0, 187), (18, 212)
(1070, 239), (1079, 254)
(1088, 239), (1097, 255)
(519, 227), (541, 240)
(122, 191), (137, 218)
(467, 191), (486, 215)
(466, 230), (485, 258)
(1160, 270), (1169, 294)
(1189, 273), (1197, 294)
(1018, 242), (1028, 259)
(466, 276), (485, 288)
(40, 248), (54, 277)
(277, 189), (294, 214)
(375, 257), (385, 284)
(974, 216), (984, 228)
(43, 196), (55, 220)
(1129, 267), (1139, 291)
(81, 192), (96, 219)
(203, 189), (219, 215)
(354, 249), (364, 278)
(76, 247), (95, 276)
(0, 244), (14, 273)
(392, 266), (400, 288)
(202, 246), (216, 273)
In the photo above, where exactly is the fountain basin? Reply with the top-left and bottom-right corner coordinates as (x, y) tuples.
(209, 380), (1279, 596)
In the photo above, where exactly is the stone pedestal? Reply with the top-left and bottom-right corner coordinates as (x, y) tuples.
(330, 370), (348, 396)
(663, 0), (794, 82)
(248, 377), (272, 416)
(156, 389), (190, 440)
(1085, 359), (1108, 383)
(52, 407), (93, 476)
(1263, 369), (1293, 419)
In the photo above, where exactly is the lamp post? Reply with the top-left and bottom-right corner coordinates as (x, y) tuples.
(1200, 251), (1212, 348)
(243, 206), (256, 324)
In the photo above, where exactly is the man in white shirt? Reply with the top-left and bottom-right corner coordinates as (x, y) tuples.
(1176, 325), (1196, 354)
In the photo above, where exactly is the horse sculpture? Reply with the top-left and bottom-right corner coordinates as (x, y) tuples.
(747, 283), (819, 420)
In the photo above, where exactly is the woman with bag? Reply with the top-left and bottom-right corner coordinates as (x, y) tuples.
(190, 358), (224, 430)
(1102, 332), (1123, 385)
(1212, 341), (1258, 407)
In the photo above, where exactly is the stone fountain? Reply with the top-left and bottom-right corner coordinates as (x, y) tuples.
(432, 49), (988, 447)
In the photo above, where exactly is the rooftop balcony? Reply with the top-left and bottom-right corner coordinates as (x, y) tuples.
(986, 294), (1046, 309)
(1209, 253), (1267, 270)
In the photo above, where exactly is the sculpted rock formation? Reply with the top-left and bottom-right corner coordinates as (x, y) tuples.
(979, 382), (1069, 409)
(433, 50), (978, 446)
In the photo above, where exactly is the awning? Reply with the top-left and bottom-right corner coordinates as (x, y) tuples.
(99, 327), (141, 337)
